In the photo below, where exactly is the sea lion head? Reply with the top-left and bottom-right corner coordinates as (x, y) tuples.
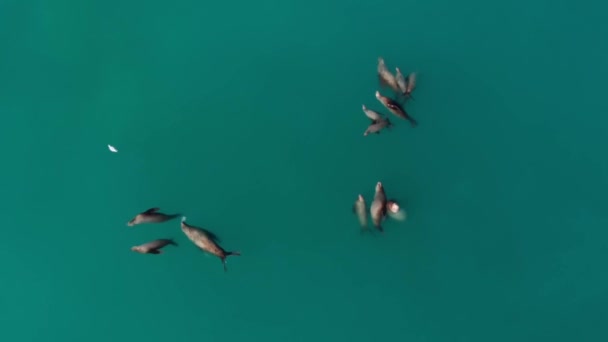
(127, 215), (141, 226)
(131, 246), (144, 253)
(375, 181), (383, 192)
(375, 91), (381, 100)
(358, 194), (364, 202)
(387, 200), (400, 213)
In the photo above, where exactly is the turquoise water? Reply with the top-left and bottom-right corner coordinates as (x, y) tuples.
(1, 0), (608, 341)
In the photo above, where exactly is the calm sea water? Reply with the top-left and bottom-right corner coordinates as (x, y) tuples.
(1, 0), (607, 341)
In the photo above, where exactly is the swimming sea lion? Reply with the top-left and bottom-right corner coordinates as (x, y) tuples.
(386, 199), (407, 221)
(386, 200), (400, 214)
(352, 194), (368, 230)
(363, 118), (392, 136)
(395, 68), (407, 95)
(131, 239), (177, 254)
(405, 72), (417, 97)
(362, 104), (383, 123)
(180, 217), (241, 272)
(375, 91), (417, 127)
(127, 208), (180, 226)
(377, 57), (400, 93)
(370, 182), (387, 232)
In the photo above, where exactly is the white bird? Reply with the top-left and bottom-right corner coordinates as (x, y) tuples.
(108, 144), (118, 153)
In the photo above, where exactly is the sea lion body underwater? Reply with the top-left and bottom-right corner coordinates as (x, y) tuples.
(375, 91), (418, 127)
(386, 199), (407, 221)
(362, 104), (392, 135)
(405, 72), (417, 97)
(180, 217), (241, 272)
(363, 119), (392, 136)
(127, 208), (180, 226)
(370, 182), (388, 232)
(131, 239), (177, 254)
(395, 68), (407, 95)
(364, 118), (392, 136)
(362, 104), (383, 123)
(352, 194), (368, 230)
(377, 57), (400, 93)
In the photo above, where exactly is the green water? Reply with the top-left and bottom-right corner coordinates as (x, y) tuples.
(1, 0), (608, 341)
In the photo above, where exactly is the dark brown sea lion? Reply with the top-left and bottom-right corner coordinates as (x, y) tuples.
(370, 182), (387, 232)
(180, 217), (241, 272)
(127, 208), (180, 227)
(131, 239), (177, 254)
(375, 91), (417, 127)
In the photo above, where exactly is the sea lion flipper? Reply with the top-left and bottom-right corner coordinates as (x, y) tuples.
(145, 208), (160, 214)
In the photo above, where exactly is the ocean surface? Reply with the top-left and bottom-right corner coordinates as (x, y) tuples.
(1, 1), (607, 341)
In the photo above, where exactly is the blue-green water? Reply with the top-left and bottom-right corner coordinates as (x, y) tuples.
(1, 1), (608, 341)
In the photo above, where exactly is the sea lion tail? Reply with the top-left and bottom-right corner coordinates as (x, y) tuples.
(408, 117), (418, 127)
(166, 214), (180, 221)
(222, 251), (241, 272)
(168, 239), (178, 246)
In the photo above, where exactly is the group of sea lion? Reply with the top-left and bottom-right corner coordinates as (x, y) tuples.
(362, 57), (417, 136)
(353, 182), (405, 233)
(127, 208), (240, 272)
(354, 57), (417, 231)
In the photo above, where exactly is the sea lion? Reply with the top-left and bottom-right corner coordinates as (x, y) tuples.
(386, 200), (400, 214)
(370, 182), (387, 232)
(386, 199), (407, 221)
(377, 57), (400, 93)
(131, 239), (177, 254)
(405, 72), (417, 97)
(375, 91), (417, 127)
(362, 104), (383, 123)
(180, 217), (241, 272)
(363, 118), (392, 136)
(127, 208), (180, 227)
(352, 194), (368, 230)
(395, 68), (407, 95)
